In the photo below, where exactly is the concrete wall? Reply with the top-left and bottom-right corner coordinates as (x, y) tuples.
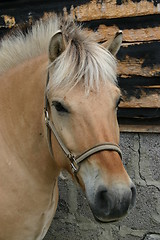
(44, 133), (160, 240)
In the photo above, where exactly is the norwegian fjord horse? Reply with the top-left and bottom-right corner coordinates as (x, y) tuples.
(0, 15), (136, 240)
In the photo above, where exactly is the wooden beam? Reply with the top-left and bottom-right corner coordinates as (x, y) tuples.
(74, 0), (160, 21)
(97, 25), (160, 43)
(118, 59), (160, 77)
(120, 124), (160, 133)
(120, 90), (160, 108)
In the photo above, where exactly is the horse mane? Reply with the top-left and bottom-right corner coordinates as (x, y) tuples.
(0, 14), (117, 91)
(0, 13), (59, 74)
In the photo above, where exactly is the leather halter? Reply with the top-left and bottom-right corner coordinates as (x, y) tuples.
(44, 73), (122, 174)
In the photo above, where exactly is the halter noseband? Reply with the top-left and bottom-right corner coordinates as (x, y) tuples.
(44, 73), (122, 174)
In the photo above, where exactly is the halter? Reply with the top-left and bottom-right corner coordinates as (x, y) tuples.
(44, 73), (122, 174)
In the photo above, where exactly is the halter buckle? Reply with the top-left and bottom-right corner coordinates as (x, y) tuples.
(44, 108), (49, 124)
(68, 154), (79, 173)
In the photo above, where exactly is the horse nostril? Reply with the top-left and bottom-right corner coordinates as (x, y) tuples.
(95, 188), (112, 215)
(130, 184), (136, 207)
(88, 183), (137, 222)
(99, 190), (108, 208)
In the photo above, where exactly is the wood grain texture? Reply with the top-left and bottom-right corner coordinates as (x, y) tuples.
(74, 0), (160, 21)
(0, 0), (159, 132)
(120, 124), (160, 133)
(97, 25), (160, 43)
(120, 89), (160, 108)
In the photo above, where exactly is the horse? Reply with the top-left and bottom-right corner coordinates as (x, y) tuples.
(0, 14), (136, 240)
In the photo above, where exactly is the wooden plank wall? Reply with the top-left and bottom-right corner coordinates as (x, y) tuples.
(0, 0), (160, 132)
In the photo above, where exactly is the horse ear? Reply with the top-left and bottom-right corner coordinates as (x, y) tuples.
(102, 31), (123, 56)
(49, 30), (66, 62)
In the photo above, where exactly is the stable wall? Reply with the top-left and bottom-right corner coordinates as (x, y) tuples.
(44, 133), (160, 240)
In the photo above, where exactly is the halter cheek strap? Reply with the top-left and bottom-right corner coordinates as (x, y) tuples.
(44, 73), (122, 174)
(44, 112), (122, 173)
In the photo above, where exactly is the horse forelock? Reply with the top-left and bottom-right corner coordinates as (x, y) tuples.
(0, 14), (117, 92)
(49, 17), (117, 92)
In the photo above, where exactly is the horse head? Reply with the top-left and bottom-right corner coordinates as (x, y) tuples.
(45, 24), (136, 223)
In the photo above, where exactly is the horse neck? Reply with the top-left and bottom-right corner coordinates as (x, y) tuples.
(0, 54), (60, 184)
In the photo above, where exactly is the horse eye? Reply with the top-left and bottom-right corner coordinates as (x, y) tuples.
(52, 101), (69, 113)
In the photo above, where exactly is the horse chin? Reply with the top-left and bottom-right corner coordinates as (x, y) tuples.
(94, 216), (119, 223)
(88, 201), (129, 223)
(92, 209), (127, 223)
(92, 212), (126, 223)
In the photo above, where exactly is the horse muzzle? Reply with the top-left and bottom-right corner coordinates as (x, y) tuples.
(88, 183), (136, 222)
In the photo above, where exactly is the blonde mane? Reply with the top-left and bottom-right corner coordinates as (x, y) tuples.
(0, 14), (117, 91)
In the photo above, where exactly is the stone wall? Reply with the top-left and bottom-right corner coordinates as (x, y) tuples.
(44, 133), (160, 240)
